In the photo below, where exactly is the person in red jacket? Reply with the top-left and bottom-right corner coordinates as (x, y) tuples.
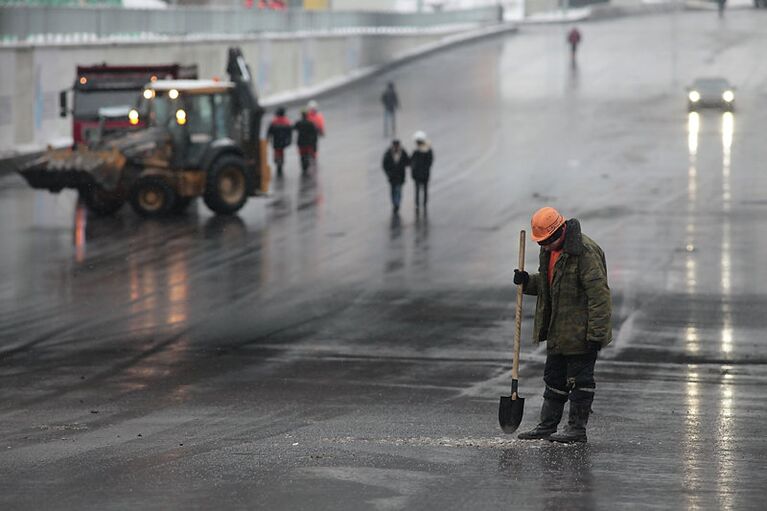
(306, 100), (325, 154)
(567, 27), (582, 61)
(266, 107), (293, 177)
(257, 0), (286, 9)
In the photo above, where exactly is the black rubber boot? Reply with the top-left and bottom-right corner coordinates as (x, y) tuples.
(517, 399), (566, 440)
(549, 401), (590, 444)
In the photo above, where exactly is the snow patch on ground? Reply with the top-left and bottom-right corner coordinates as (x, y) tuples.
(323, 435), (567, 449)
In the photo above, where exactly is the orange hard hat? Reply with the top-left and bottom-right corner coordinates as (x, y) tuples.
(531, 207), (565, 242)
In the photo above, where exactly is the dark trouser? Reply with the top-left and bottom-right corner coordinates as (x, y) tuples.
(415, 181), (428, 208)
(390, 183), (402, 209)
(543, 351), (597, 406)
(384, 109), (396, 137)
(298, 146), (316, 158)
(298, 145), (316, 173)
(273, 147), (285, 175)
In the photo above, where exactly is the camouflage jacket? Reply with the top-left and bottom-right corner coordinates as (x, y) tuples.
(523, 219), (612, 355)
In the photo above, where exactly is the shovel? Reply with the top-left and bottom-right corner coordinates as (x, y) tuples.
(499, 230), (526, 433)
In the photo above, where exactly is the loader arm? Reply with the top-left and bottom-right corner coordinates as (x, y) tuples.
(226, 47), (264, 191)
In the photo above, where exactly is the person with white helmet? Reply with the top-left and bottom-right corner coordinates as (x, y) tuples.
(303, 100), (325, 162)
(410, 131), (433, 211)
(306, 100), (325, 138)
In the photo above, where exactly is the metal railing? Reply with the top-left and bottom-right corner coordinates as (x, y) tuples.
(0, 5), (504, 43)
(0, 0), (121, 6)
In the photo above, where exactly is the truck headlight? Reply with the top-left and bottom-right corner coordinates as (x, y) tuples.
(143, 89), (155, 100)
(688, 91), (701, 103)
(169, 89), (179, 100)
(722, 90), (734, 103)
(176, 109), (187, 125)
(128, 109), (140, 125)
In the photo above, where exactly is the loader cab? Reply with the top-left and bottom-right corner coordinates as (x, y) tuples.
(120, 77), (265, 218)
(142, 80), (237, 169)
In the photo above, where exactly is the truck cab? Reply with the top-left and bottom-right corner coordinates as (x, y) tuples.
(62, 64), (198, 146)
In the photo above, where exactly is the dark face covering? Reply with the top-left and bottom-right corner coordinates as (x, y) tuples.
(539, 225), (567, 252)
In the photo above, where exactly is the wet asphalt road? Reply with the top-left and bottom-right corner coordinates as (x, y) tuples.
(2, 11), (767, 510)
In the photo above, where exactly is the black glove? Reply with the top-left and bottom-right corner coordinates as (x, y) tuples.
(588, 341), (602, 352)
(513, 269), (529, 286)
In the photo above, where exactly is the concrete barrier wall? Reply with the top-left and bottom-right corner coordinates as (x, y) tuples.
(0, 5), (502, 40)
(0, 29), (465, 152)
(524, 0), (608, 15)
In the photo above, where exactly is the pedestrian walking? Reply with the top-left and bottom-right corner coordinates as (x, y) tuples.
(266, 107), (292, 177)
(717, 0), (726, 17)
(410, 131), (433, 211)
(381, 82), (400, 138)
(567, 27), (582, 61)
(305, 100), (325, 159)
(293, 110), (319, 175)
(381, 139), (409, 214)
(513, 207), (612, 444)
(306, 99), (325, 138)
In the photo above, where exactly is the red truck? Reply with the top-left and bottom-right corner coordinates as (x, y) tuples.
(60, 64), (198, 146)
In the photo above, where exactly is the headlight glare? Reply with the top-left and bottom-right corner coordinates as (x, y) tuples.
(688, 91), (701, 103)
(128, 109), (140, 125)
(722, 90), (734, 103)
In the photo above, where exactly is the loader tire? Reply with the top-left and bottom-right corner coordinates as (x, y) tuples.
(80, 184), (124, 216)
(130, 176), (176, 218)
(204, 155), (250, 215)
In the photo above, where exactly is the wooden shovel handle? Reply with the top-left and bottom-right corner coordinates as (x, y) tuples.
(512, 230), (525, 392)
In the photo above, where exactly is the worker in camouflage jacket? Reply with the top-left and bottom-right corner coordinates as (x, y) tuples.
(513, 207), (612, 443)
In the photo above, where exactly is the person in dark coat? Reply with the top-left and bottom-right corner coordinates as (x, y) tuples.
(266, 107), (292, 177)
(381, 82), (400, 138)
(293, 110), (318, 174)
(382, 139), (409, 214)
(410, 131), (433, 211)
(716, 0), (726, 17)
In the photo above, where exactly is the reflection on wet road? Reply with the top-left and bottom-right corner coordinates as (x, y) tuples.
(2, 10), (767, 510)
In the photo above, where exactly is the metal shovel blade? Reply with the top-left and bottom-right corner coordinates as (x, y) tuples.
(498, 394), (525, 434)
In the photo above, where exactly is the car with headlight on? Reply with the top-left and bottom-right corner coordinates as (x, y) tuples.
(687, 77), (735, 111)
